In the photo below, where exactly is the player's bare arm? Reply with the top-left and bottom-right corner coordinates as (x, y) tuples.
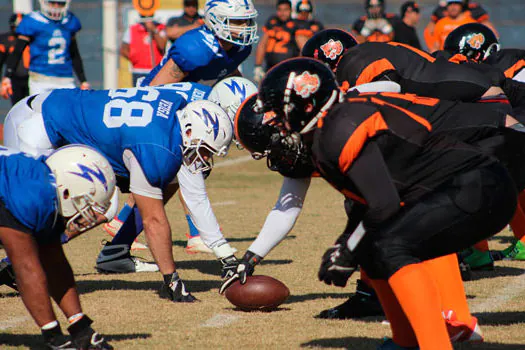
(149, 59), (188, 85)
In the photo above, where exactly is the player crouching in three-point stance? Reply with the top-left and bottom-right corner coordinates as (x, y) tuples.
(0, 145), (114, 349)
(239, 58), (518, 349)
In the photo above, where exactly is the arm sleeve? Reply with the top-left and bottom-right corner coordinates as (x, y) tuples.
(247, 176), (311, 257)
(70, 38), (87, 83)
(176, 164), (227, 248)
(4, 38), (28, 78)
(123, 149), (164, 199)
(347, 140), (401, 230)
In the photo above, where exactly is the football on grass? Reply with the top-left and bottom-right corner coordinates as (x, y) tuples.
(225, 275), (290, 311)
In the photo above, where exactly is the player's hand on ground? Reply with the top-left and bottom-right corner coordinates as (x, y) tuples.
(253, 66), (265, 84)
(80, 82), (91, 90)
(318, 244), (358, 287)
(67, 315), (113, 349)
(159, 271), (197, 302)
(1, 77), (12, 99)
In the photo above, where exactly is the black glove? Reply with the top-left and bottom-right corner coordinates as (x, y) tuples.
(159, 272), (197, 302)
(219, 251), (261, 294)
(318, 244), (358, 287)
(42, 324), (74, 349)
(67, 316), (113, 349)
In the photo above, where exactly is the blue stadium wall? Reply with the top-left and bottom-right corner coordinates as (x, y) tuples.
(0, 0), (524, 118)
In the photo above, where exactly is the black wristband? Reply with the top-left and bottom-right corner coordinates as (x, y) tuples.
(242, 250), (263, 266)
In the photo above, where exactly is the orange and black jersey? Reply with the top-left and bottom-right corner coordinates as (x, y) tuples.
(296, 19), (324, 39)
(0, 31), (28, 78)
(431, 2), (489, 23)
(352, 14), (399, 43)
(336, 42), (492, 102)
(486, 49), (525, 80)
(263, 16), (301, 69)
(312, 98), (496, 228)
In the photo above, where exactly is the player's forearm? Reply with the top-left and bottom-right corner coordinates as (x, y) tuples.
(4, 38), (28, 78)
(70, 39), (87, 83)
(167, 24), (199, 41)
(254, 35), (268, 66)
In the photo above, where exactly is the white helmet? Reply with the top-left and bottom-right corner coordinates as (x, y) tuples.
(45, 145), (116, 232)
(208, 77), (258, 122)
(204, 0), (259, 46)
(39, 0), (71, 21)
(177, 100), (233, 174)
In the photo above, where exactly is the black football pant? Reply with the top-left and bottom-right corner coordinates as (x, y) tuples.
(357, 162), (517, 280)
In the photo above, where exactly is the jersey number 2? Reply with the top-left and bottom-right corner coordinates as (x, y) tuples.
(103, 88), (160, 128)
(267, 30), (291, 54)
(48, 37), (67, 65)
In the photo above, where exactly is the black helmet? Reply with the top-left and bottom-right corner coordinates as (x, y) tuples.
(365, 0), (385, 18)
(258, 57), (341, 134)
(444, 23), (499, 62)
(234, 94), (276, 158)
(9, 13), (23, 29)
(296, 0), (313, 13)
(301, 29), (358, 72)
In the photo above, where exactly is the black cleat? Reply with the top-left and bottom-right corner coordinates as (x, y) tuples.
(0, 260), (17, 291)
(316, 279), (384, 319)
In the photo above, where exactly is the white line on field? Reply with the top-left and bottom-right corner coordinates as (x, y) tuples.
(215, 155), (253, 168)
(0, 316), (30, 331)
(201, 313), (240, 328)
(470, 271), (525, 313)
(214, 201), (237, 206)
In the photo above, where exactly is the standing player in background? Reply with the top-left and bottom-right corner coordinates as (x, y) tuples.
(425, 0), (496, 51)
(120, 13), (167, 87)
(253, 0), (307, 84)
(0, 14), (29, 105)
(295, 0), (324, 41)
(1, 0), (90, 96)
(392, 1), (422, 49)
(351, 0), (398, 43)
(166, 0), (204, 43)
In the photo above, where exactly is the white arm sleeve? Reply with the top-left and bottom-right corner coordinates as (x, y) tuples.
(248, 176), (311, 258)
(177, 165), (232, 253)
(123, 149), (164, 199)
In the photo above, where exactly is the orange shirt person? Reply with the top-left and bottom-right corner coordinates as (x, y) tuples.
(432, 0), (475, 52)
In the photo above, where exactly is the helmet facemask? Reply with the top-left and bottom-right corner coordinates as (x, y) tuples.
(209, 15), (258, 46)
(62, 192), (111, 234)
(39, 0), (70, 21)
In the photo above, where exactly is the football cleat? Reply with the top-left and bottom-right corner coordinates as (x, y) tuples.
(504, 240), (525, 261)
(377, 338), (419, 350)
(443, 310), (484, 343)
(316, 279), (385, 319)
(96, 243), (158, 273)
(185, 234), (213, 254)
(0, 259), (17, 291)
(459, 247), (494, 270)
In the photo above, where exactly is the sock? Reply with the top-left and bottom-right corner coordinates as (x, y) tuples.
(116, 203), (133, 223)
(423, 254), (472, 324)
(111, 206), (143, 247)
(68, 313), (84, 324)
(185, 214), (199, 238)
(41, 320), (59, 330)
(389, 263), (452, 350)
(473, 240), (489, 252)
(369, 278), (417, 347)
(510, 191), (525, 242)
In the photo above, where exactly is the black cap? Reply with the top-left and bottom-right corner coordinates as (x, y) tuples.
(184, 0), (198, 7)
(401, 1), (419, 17)
(276, 0), (292, 8)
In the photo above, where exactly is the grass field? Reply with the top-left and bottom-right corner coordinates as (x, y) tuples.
(1, 149), (524, 349)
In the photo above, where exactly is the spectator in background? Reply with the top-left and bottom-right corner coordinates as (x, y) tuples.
(120, 13), (167, 87)
(166, 0), (203, 43)
(393, 1), (421, 49)
(0, 14), (29, 105)
(254, 0), (308, 83)
(295, 0), (324, 42)
(431, 0), (476, 52)
(352, 0), (398, 43)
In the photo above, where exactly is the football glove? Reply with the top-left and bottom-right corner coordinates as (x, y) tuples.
(80, 82), (91, 90)
(318, 244), (358, 287)
(67, 315), (113, 349)
(42, 324), (75, 349)
(159, 272), (197, 302)
(1, 77), (12, 99)
(219, 250), (262, 294)
(253, 66), (265, 84)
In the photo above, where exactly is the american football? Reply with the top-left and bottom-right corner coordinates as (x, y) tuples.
(224, 275), (290, 311)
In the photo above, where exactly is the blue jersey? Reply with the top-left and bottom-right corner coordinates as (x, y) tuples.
(150, 82), (212, 102)
(142, 26), (251, 86)
(16, 11), (81, 78)
(42, 88), (187, 190)
(0, 147), (61, 242)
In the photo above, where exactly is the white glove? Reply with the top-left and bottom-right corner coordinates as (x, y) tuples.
(375, 18), (393, 34)
(253, 65), (265, 84)
(361, 19), (377, 37)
